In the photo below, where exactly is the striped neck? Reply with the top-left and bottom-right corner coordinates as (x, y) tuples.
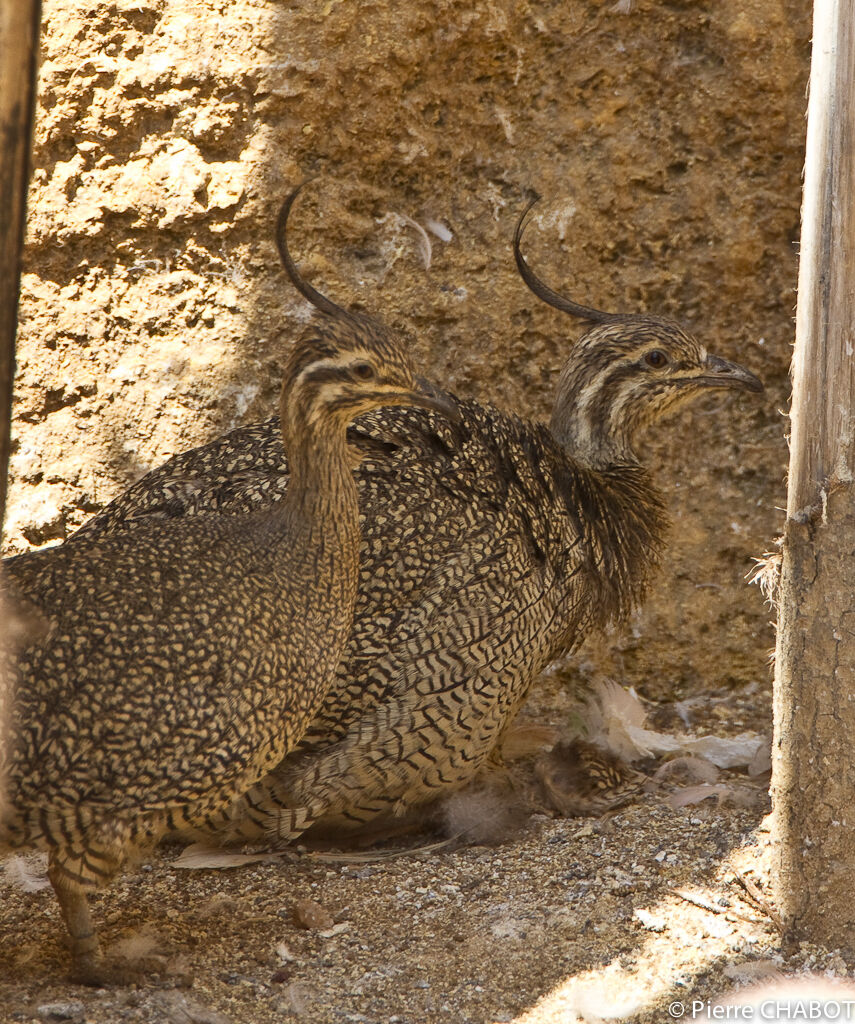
(549, 369), (639, 471)
(282, 419), (358, 532)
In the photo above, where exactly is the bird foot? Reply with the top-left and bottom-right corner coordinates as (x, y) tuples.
(70, 952), (192, 988)
(70, 951), (141, 987)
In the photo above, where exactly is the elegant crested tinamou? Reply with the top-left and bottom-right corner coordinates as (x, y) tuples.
(0, 182), (457, 984)
(72, 196), (762, 847)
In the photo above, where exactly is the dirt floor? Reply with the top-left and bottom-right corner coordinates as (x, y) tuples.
(0, 805), (791, 1024)
(0, 694), (845, 1024)
(3, 0), (840, 1021)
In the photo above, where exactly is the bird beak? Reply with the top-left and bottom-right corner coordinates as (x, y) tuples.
(698, 354), (764, 394)
(403, 377), (462, 424)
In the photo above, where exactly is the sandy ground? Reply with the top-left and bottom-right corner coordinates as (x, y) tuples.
(3, 796), (848, 1024)
(2, 682), (850, 1024)
(0, 800), (783, 1024)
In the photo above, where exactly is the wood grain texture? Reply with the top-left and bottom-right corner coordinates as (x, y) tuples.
(0, 0), (41, 535)
(773, 0), (855, 944)
(788, 0), (855, 515)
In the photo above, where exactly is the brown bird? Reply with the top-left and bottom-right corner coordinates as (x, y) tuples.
(534, 738), (644, 819)
(69, 196), (762, 848)
(0, 183), (455, 984)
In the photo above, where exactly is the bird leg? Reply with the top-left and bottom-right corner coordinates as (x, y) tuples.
(48, 849), (105, 986)
(48, 825), (153, 986)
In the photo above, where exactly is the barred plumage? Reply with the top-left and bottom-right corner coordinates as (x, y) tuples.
(0, 184), (454, 983)
(70, 197), (762, 847)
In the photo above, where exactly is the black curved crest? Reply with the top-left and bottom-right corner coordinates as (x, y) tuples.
(276, 181), (354, 322)
(514, 195), (630, 325)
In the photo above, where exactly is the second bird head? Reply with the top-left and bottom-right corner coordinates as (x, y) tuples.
(514, 195), (763, 467)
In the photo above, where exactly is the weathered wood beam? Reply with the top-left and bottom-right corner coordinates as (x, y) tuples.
(0, 0), (41, 539)
(772, 0), (855, 945)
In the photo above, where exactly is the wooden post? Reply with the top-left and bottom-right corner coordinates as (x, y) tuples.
(0, 0), (41, 538)
(0, 0), (41, 814)
(771, 0), (855, 945)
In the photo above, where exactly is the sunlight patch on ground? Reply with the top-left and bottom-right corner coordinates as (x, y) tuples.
(511, 841), (775, 1024)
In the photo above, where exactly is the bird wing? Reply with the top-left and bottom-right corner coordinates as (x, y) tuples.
(4, 520), (293, 816)
(73, 419), (288, 538)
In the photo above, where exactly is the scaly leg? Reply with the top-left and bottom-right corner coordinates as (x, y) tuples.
(48, 848), (105, 985)
(47, 817), (155, 986)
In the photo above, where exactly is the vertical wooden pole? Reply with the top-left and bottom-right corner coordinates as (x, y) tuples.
(0, 0), (41, 539)
(0, 0), (41, 814)
(771, 0), (855, 945)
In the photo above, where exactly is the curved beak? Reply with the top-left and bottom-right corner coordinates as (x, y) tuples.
(698, 354), (764, 394)
(404, 377), (462, 424)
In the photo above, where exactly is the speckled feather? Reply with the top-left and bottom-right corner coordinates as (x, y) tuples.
(75, 383), (668, 841)
(4, 505), (342, 836)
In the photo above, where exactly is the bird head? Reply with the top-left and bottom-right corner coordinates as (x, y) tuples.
(276, 183), (459, 442)
(514, 196), (763, 467)
(281, 318), (458, 434)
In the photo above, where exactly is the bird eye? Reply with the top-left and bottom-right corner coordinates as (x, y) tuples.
(352, 361), (376, 381)
(644, 350), (668, 369)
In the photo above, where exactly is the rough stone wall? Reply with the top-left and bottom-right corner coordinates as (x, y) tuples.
(7, 0), (809, 703)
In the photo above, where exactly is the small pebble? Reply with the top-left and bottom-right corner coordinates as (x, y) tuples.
(36, 1003), (85, 1023)
(634, 908), (666, 932)
(293, 898), (335, 931)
